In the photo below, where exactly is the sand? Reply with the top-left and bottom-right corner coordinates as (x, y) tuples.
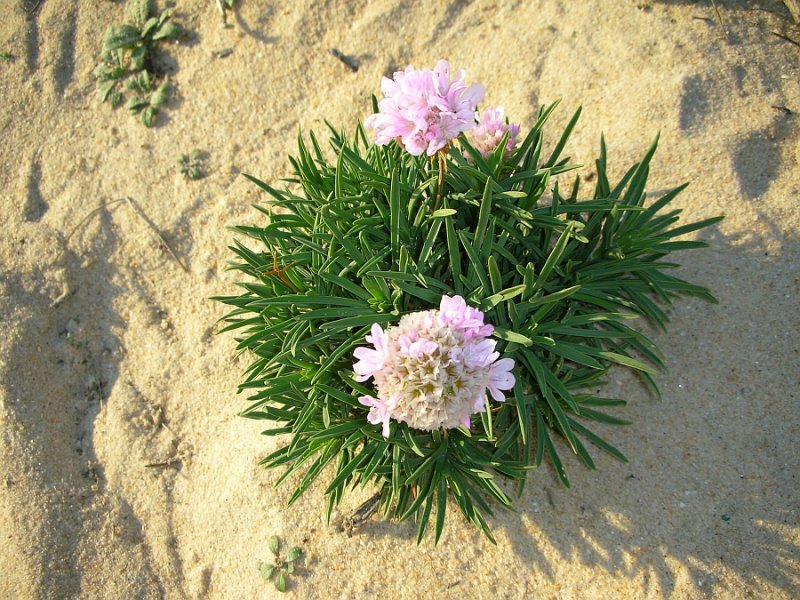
(1, 0), (798, 598)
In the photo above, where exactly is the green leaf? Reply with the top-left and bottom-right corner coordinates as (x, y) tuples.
(127, 0), (153, 26)
(126, 95), (148, 112)
(597, 351), (659, 375)
(150, 82), (171, 107)
(275, 571), (286, 593)
(492, 328), (533, 346)
(97, 80), (117, 103)
(141, 105), (158, 127)
(140, 16), (159, 39)
(257, 562), (274, 581)
(153, 21), (180, 41)
(286, 547), (302, 562)
(473, 177), (494, 252)
(109, 89), (123, 108)
(129, 44), (147, 71)
(103, 25), (142, 53)
(268, 535), (280, 555)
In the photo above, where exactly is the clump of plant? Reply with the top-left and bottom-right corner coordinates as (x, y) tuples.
(257, 535), (302, 593)
(94, 0), (180, 126)
(177, 149), (205, 180)
(216, 60), (722, 544)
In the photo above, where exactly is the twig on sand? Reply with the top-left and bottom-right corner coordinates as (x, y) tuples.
(772, 30), (800, 48)
(54, 197), (189, 273)
(145, 458), (181, 468)
(710, 0), (726, 30)
(55, 198), (128, 265)
(123, 197), (189, 273)
(771, 105), (794, 115)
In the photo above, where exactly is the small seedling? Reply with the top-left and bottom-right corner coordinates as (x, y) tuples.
(0, 51), (14, 62)
(94, 0), (180, 125)
(177, 150), (205, 180)
(257, 535), (302, 593)
(125, 70), (170, 126)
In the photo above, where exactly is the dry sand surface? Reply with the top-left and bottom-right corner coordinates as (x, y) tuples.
(1, 0), (799, 598)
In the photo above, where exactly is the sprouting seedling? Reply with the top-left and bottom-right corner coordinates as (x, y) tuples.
(0, 51), (14, 62)
(94, 0), (180, 124)
(257, 535), (302, 593)
(125, 70), (171, 127)
(177, 150), (205, 180)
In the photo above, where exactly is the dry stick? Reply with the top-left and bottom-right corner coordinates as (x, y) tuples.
(123, 197), (189, 273)
(772, 30), (800, 48)
(54, 198), (127, 265)
(54, 197), (189, 273)
(710, 0), (726, 30)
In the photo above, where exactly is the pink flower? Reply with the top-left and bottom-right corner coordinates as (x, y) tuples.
(351, 295), (516, 436)
(487, 358), (516, 402)
(438, 295), (494, 338)
(467, 107), (521, 158)
(365, 60), (485, 157)
(358, 394), (398, 437)
(352, 323), (389, 382)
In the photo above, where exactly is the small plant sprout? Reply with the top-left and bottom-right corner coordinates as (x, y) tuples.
(0, 51), (14, 62)
(94, 0), (180, 125)
(177, 150), (205, 180)
(124, 70), (171, 126)
(257, 535), (302, 593)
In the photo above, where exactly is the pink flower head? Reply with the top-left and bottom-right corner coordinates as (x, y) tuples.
(467, 107), (521, 158)
(351, 295), (515, 436)
(365, 60), (485, 157)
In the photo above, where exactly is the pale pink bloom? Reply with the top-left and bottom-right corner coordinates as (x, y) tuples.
(461, 338), (498, 369)
(351, 295), (516, 435)
(352, 323), (388, 382)
(438, 296), (493, 338)
(468, 107), (521, 158)
(438, 294), (469, 326)
(365, 60), (485, 157)
(487, 358), (516, 402)
(358, 394), (398, 437)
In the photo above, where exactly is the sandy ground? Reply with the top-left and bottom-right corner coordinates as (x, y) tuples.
(1, 0), (798, 598)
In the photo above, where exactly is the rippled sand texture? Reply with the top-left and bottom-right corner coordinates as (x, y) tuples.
(1, 1), (798, 598)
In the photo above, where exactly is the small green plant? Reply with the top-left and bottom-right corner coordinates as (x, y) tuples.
(125, 70), (171, 126)
(177, 149), (205, 180)
(257, 535), (302, 593)
(0, 51), (14, 62)
(94, 0), (180, 126)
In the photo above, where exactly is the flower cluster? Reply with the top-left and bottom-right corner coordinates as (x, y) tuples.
(364, 60), (485, 156)
(353, 296), (516, 436)
(468, 107), (521, 158)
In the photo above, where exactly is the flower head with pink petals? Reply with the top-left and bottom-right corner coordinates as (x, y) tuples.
(352, 295), (515, 436)
(364, 60), (485, 157)
(467, 106), (521, 158)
